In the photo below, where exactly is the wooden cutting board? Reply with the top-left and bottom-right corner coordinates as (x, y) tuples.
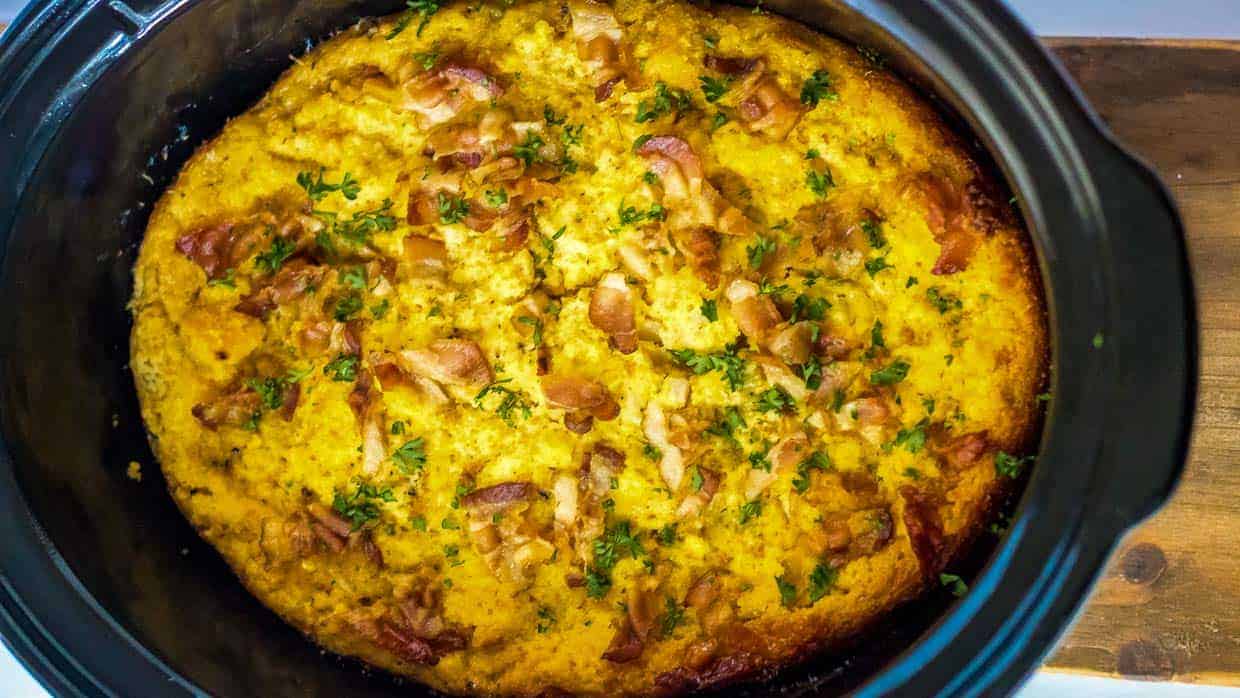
(0, 21), (1234, 684)
(1040, 38), (1240, 685)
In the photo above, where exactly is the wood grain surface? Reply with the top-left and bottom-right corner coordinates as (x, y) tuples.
(1042, 38), (1240, 684)
(0, 20), (1234, 684)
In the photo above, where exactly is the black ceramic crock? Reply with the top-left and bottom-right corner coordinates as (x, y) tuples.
(0, 0), (1196, 695)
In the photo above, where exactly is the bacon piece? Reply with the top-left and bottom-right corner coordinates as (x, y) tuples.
(589, 272), (638, 354)
(462, 481), (555, 584)
(555, 444), (626, 562)
(907, 173), (1006, 275)
(643, 402), (685, 490)
(814, 333), (853, 360)
(724, 279), (781, 343)
(754, 356), (810, 403)
(853, 507), (895, 555)
(704, 55), (760, 76)
(279, 383), (301, 421)
(569, 1), (631, 102)
(374, 619), (439, 665)
(404, 234), (448, 277)
(935, 429), (990, 470)
(234, 258), (326, 319)
(306, 503), (351, 552)
(835, 396), (894, 445)
(541, 375), (620, 426)
(602, 617), (643, 663)
(743, 433), (809, 500)
(767, 322), (814, 365)
(400, 339), (493, 387)
(676, 465), (720, 518)
(900, 486), (947, 581)
(398, 587), (472, 652)
(671, 228), (721, 289)
(191, 386), (260, 430)
(637, 136), (753, 236)
(175, 223), (240, 280)
(733, 68), (803, 140)
(684, 571), (723, 610)
(402, 60), (504, 127)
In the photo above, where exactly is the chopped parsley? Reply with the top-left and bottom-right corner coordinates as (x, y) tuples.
(659, 595), (686, 638)
(861, 219), (886, 248)
(747, 235), (777, 269)
(711, 111), (729, 131)
(864, 256), (893, 277)
(513, 132), (544, 166)
(332, 482), (395, 530)
(586, 521), (645, 599)
(698, 75), (731, 103)
(323, 353), (359, 382)
(799, 356), (822, 390)
(634, 81), (692, 123)
(792, 451), (831, 494)
(747, 441), (772, 471)
(333, 291), (363, 321)
(906, 276), (919, 288)
(870, 359), (910, 386)
(484, 188), (508, 208)
(669, 345), (746, 390)
(790, 293), (829, 322)
(516, 315), (544, 347)
(738, 499), (763, 525)
(808, 563), (837, 602)
(370, 298), (391, 319)
(412, 49), (440, 71)
(940, 573), (968, 597)
(338, 265), (366, 290)
(806, 168), (834, 197)
(584, 569), (611, 599)
(758, 278), (790, 297)
(1092, 331), (1105, 349)
(704, 405), (746, 445)
(536, 607), (556, 634)
(386, 0), (442, 39)
(700, 298), (718, 322)
(474, 378), (534, 426)
(617, 199), (666, 226)
(995, 451), (1034, 478)
(889, 418), (928, 454)
(297, 168), (359, 202)
(317, 199), (396, 246)
(775, 575), (798, 607)
(755, 386), (794, 413)
(543, 104), (567, 125)
(689, 466), (705, 492)
(642, 442), (662, 461)
(410, 515), (428, 531)
(657, 523), (677, 546)
(392, 437), (427, 474)
(437, 192), (470, 224)
(254, 236), (295, 275)
(926, 286), (963, 313)
(800, 69), (837, 107)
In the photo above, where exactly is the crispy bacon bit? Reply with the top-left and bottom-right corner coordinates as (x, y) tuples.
(589, 273), (638, 354)
(541, 375), (620, 426)
(643, 402), (685, 490)
(767, 322), (814, 365)
(935, 430), (990, 470)
(637, 136), (754, 236)
(853, 508), (895, 555)
(907, 173), (1007, 275)
(404, 234), (448, 277)
(814, 333), (853, 360)
(234, 259), (326, 319)
(569, 1), (632, 102)
(754, 356), (810, 402)
(462, 481), (555, 584)
(555, 444), (625, 562)
(398, 587), (472, 651)
(725, 279), (781, 343)
(191, 386), (260, 430)
(279, 383), (301, 421)
(306, 503), (351, 552)
(671, 228), (721, 289)
(628, 584), (659, 641)
(743, 433), (809, 500)
(684, 571), (723, 610)
(602, 617), (644, 663)
(401, 339), (493, 387)
(618, 243), (656, 282)
(676, 465), (720, 518)
(704, 55), (759, 76)
(176, 223), (241, 280)
(402, 60), (504, 127)
(733, 68), (803, 140)
(836, 396), (894, 444)
(374, 619), (439, 665)
(900, 486), (947, 580)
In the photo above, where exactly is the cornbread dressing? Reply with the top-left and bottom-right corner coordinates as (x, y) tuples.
(129, 0), (1047, 694)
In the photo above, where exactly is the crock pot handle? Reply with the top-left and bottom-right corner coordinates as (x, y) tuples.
(1089, 145), (1197, 529)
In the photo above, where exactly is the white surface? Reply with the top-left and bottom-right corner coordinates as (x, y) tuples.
(1, 0), (1238, 695)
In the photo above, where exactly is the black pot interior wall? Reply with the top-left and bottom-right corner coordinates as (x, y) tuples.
(0, 0), (1004, 695)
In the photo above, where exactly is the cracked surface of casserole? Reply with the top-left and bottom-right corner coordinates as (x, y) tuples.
(129, 0), (1047, 695)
